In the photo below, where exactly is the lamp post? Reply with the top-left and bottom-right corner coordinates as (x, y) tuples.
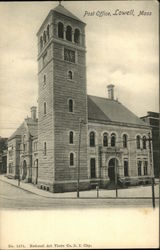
(77, 118), (85, 198)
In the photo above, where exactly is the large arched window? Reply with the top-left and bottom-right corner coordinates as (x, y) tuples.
(103, 133), (108, 147)
(47, 25), (50, 40)
(40, 36), (43, 50)
(90, 131), (95, 147)
(74, 29), (80, 44)
(70, 153), (74, 166)
(111, 133), (116, 147)
(68, 99), (73, 112)
(69, 131), (73, 144)
(136, 135), (141, 149)
(66, 25), (72, 41)
(123, 134), (128, 148)
(142, 136), (147, 149)
(58, 22), (64, 39)
(43, 31), (46, 43)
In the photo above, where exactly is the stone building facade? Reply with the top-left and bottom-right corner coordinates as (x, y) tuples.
(7, 4), (153, 192)
(7, 107), (38, 183)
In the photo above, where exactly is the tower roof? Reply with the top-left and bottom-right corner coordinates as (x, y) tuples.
(53, 4), (85, 23)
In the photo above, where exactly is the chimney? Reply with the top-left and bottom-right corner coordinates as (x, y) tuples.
(31, 106), (37, 121)
(107, 84), (115, 100)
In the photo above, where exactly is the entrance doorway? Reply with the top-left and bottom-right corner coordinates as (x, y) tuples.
(22, 160), (27, 180)
(90, 158), (96, 179)
(108, 158), (118, 182)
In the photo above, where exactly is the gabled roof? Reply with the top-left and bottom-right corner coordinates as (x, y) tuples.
(53, 4), (84, 23)
(88, 95), (148, 127)
(9, 118), (38, 140)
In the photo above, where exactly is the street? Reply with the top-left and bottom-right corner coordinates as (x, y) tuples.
(0, 180), (159, 209)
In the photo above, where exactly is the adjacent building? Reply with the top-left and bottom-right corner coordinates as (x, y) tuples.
(0, 137), (8, 174)
(141, 112), (160, 178)
(7, 3), (154, 192)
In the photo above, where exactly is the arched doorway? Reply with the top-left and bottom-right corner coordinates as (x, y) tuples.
(22, 160), (27, 180)
(108, 158), (118, 182)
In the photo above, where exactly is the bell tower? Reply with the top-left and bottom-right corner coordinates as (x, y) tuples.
(37, 3), (89, 192)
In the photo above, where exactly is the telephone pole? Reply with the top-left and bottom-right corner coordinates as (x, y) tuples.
(148, 132), (155, 208)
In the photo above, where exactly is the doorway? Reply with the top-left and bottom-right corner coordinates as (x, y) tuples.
(108, 158), (118, 182)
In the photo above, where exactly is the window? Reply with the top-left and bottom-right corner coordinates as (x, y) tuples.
(44, 102), (47, 115)
(34, 142), (37, 152)
(124, 160), (129, 177)
(137, 160), (142, 176)
(67, 71), (73, 80)
(66, 25), (72, 41)
(123, 134), (128, 148)
(43, 142), (47, 156)
(90, 131), (95, 147)
(136, 135), (141, 149)
(58, 22), (64, 39)
(47, 25), (50, 40)
(43, 31), (46, 43)
(68, 99), (73, 112)
(142, 136), (147, 149)
(70, 153), (74, 166)
(74, 29), (80, 44)
(69, 131), (73, 144)
(103, 133), (108, 147)
(43, 75), (46, 85)
(40, 36), (43, 50)
(144, 161), (148, 175)
(111, 133), (116, 147)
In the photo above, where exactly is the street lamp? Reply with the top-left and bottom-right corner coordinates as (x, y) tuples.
(77, 118), (86, 198)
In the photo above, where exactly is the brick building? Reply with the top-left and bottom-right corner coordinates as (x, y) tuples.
(140, 112), (160, 178)
(7, 3), (153, 192)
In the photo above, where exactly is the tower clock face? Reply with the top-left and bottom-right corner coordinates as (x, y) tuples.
(64, 48), (75, 63)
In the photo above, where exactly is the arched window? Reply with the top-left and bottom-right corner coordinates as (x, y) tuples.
(68, 99), (73, 112)
(43, 142), (47, 156)
(123, 134), (128, 148)
(67, 71), (73, 80)
(111, 133), (116, 147)
(90, 131), (95, 147)
(44, 102), (46, 115)
(43, 75), (46, 85)
(69, 131), (73, 144)
(66, 26), (72, 41)
(40, 36), (43, 50)
(47, 25), (50, 40)
(103, 133), (108, 147)
(70, 153), (74, 166)
(142, 136), (147, 149)
(58, 22), (64, 39)
(43, 31), (46, 43)
(136, 135), (141, 149)
(74, 29), (80, 43)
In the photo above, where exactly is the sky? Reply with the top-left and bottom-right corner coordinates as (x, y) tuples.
(0, 0), (159, 138)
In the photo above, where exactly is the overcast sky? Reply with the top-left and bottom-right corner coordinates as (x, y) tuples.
(0, 1), (159, 138)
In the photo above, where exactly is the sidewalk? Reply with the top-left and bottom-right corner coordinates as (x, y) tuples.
(0, 175), (159, 199)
